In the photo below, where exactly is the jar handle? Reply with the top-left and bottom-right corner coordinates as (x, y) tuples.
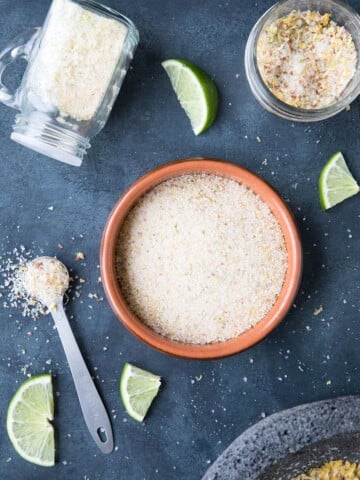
(0, 27), (40, 110)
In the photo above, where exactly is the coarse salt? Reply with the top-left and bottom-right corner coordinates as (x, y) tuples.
(23, 257), (69, 308)
(0, 248), (46, 318)
(116, 174), (288, 344)
(29, 0), (128, 121)
(257, 11), (357, 109)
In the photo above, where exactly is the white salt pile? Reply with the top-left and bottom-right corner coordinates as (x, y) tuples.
(116, 173), (288, 344)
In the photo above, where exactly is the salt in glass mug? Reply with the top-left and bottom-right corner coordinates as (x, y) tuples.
(0, 0), (139, 166)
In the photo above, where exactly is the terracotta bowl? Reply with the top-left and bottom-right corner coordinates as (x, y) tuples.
(100, 158), (302, 359)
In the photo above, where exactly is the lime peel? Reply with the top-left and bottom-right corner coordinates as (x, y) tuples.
(319, 152), (359, 210)
(6, 374), (55, 467)
(120, 363), (161, 422)
(162, 58), (218, 135)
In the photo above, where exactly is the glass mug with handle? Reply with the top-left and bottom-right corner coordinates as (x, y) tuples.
(0, 0), (139, 166)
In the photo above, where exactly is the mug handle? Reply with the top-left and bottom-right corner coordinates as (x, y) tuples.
(0, 27), (41, 110)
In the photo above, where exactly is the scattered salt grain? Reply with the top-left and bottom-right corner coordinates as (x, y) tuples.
(75, 252), (85, 261)
(313, 305), (323, 316)
(0, 247), (47, 318)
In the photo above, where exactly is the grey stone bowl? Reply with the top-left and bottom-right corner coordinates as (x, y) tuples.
(203, 396), (360, 480)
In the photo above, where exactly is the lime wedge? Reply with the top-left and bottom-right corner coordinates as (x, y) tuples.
(7, 374), (55, 467)
(162, 58), (218, 135)
(120, 363), (161, 422)
(319, 152), (359, 210)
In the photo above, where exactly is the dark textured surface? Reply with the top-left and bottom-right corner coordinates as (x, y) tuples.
(0, 1), (360, 479)
(203, 396), (360, 479)
(261, 432), (360, 480)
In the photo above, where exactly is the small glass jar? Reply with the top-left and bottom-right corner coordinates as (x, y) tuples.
(0, 0), (139, 166)
(245, 0), (360, 122)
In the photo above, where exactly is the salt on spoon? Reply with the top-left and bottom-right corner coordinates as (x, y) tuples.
(23, 256), (69, 309)
(23, 256), (113, 454)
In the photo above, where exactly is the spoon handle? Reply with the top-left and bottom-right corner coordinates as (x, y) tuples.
(51, 303), (113, 454)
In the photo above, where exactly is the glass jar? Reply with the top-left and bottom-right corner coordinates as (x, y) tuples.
(245, 0), (360, 122)
(0, 0), (139, 166)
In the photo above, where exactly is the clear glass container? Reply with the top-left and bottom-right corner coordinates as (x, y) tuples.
(245, 0), (360, 122)
(0, 0), (139, 166)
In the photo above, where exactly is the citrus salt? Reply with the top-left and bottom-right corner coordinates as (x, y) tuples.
(116, 174), (288, 344)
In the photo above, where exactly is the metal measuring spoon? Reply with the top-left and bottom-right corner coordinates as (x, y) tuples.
(23, 256), (113, 454)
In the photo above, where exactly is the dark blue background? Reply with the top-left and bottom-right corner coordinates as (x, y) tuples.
(0, 1), (359, 478)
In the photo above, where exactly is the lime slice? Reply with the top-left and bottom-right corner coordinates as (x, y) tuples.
(120, 363), (161, 422)
(162, 58), (218, 135)
(7, 374), (55, 467)
(319, 152), (359, 210)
